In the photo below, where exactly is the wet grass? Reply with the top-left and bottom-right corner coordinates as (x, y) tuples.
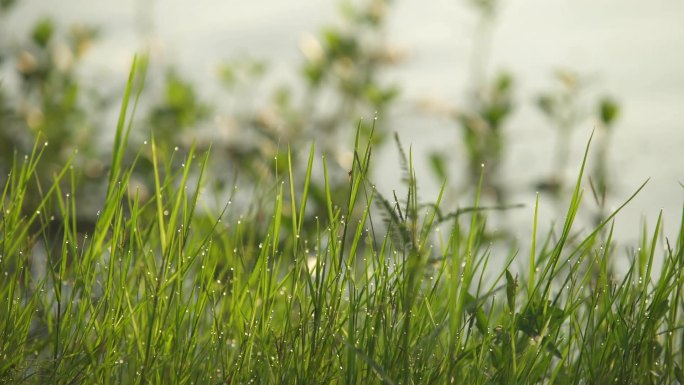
(2, 59), (684, 385)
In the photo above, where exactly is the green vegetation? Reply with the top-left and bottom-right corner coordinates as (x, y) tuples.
(2, 59), (684, 384)
(2, 1), (682, 383)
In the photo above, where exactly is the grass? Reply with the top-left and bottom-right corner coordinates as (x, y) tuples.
(2, 60), (684, 385)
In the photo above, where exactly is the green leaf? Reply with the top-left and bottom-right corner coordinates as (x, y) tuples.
(465, 292), (488, 334)
(505, 269), (517, 312)
(599, 97), (620, 127)
(32, 18), (54, 48)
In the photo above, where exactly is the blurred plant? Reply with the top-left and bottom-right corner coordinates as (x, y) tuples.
(0, 0), (628, 250)
(426, 1), (513, 205)
(470, 0), (499, 15)
(0, 0), (16, 12)
(0, 0), (402, 244)
(589, 96), (620, 224)
(205, 0), (402, 228)
(536, 70), (587, 193)
(0, 0), (16, 63)
(0, 16), (102, 214)
(212, 57), (283, 184)
(457, 72), (514, 202)
(299, 0), (400, 148)
(467, 0), (500, 87)
(148, 70), (211, 147)
(535, 70), (621, 207)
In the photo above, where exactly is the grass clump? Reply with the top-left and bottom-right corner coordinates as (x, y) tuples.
(2, 61), (684, 385)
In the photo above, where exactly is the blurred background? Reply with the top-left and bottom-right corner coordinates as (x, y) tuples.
(1, 0), (683, 250)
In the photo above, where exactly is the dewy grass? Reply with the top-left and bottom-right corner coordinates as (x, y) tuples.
(2, 62), (684, 385)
